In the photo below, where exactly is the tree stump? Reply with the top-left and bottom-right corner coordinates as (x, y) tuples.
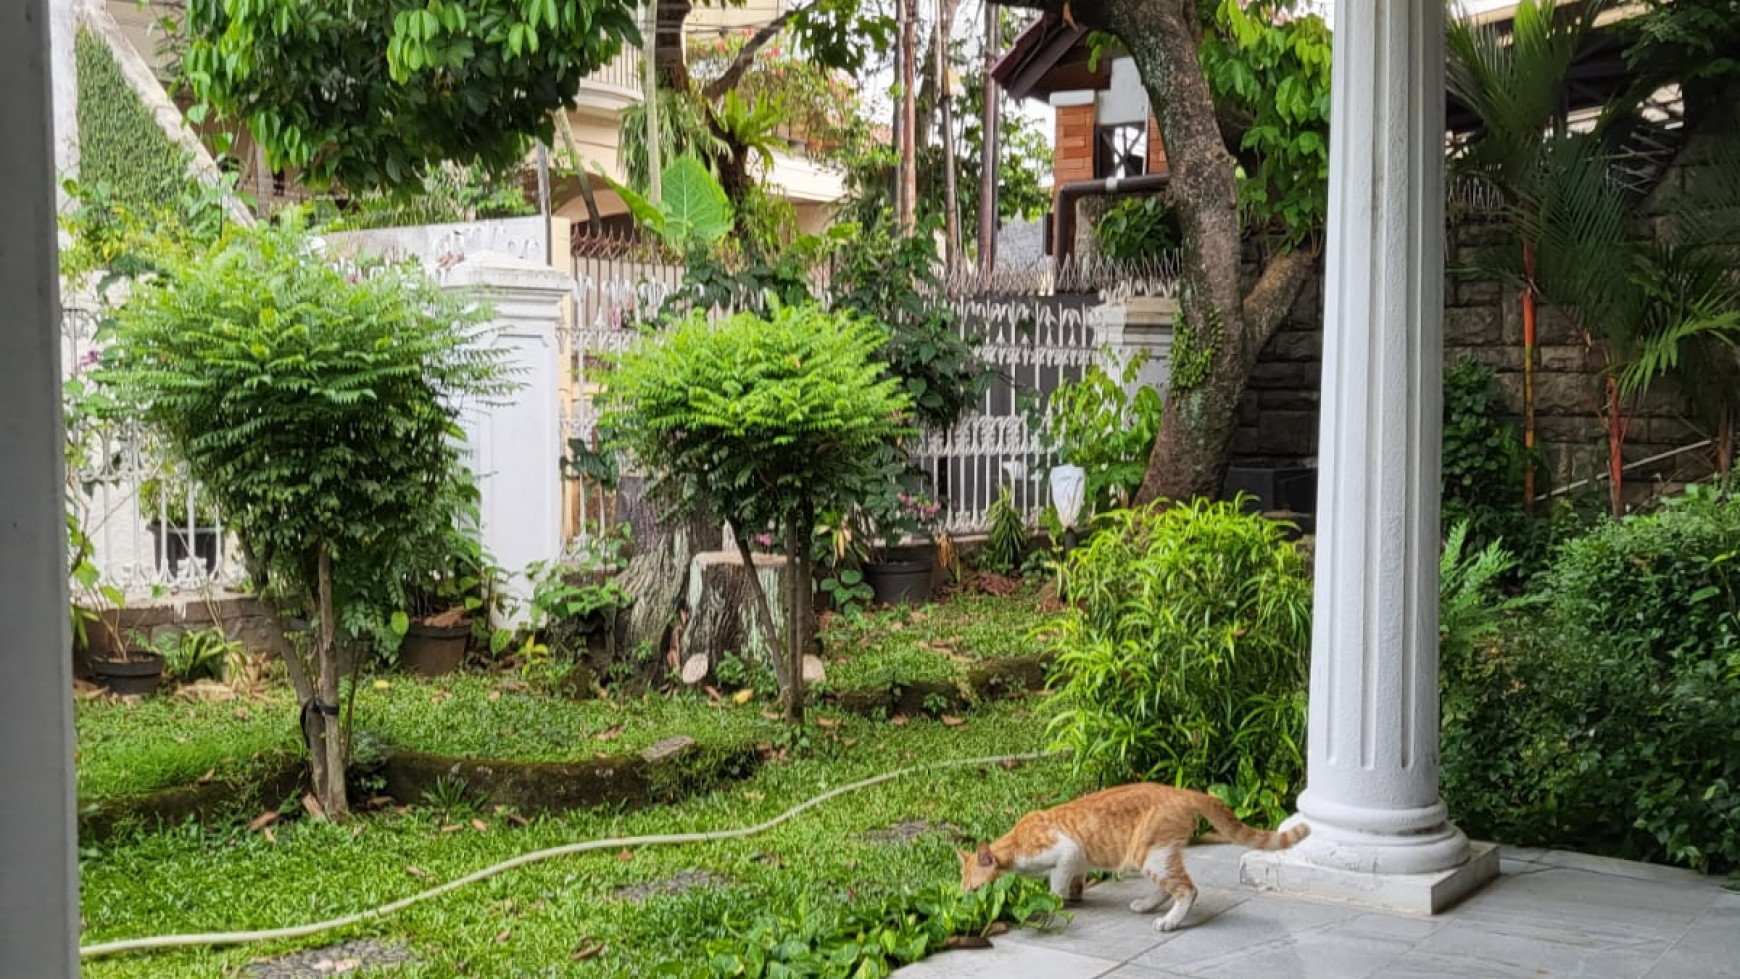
(680, 550), (789, 683)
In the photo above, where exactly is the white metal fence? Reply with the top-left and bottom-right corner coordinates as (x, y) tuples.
(558, 238), (1183, 538)
(62, 297), (247, 598)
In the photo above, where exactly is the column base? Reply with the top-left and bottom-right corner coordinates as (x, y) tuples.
(1240, 839), (1498, 915)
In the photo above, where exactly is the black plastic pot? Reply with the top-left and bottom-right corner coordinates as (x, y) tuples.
(150, 523), (220, 576)
(863, 557), (935, 607)
(399, 621), (471, 676)
(92, 651), (165, 697)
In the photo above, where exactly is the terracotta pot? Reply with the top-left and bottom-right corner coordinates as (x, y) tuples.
(92, 651), (165, 697)
(399, 621), (470, 676)
(863, 557), (935, 606)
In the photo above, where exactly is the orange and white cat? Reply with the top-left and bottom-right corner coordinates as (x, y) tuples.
(958, 782), (1309, 932)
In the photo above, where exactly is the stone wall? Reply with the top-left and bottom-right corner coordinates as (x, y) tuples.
(1229, 116), (1733, 505)
(74, 594), (290, 680)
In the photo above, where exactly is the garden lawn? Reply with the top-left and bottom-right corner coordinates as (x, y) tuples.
(817, 588), (1055, 697)
(79, 701), (1075, 978)
(76, 675), (788, 803)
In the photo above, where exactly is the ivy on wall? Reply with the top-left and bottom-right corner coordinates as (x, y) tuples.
(74, 28), (189, 208)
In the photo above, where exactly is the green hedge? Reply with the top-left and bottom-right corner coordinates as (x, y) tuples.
(1443, 486), (1740, 872)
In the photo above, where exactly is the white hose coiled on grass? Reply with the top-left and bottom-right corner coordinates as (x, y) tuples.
(80, 749), (1061, 960)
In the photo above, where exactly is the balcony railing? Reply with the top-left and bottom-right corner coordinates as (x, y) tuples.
(584, 45), (643, 97)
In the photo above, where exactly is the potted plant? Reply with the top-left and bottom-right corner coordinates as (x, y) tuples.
(139, 470), (222, 576)
(78, 593), (164, 697)
(399, 522), (502, 677)
(855, 474), (944, 607)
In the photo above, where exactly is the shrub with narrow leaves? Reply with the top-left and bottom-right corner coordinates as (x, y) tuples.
(1044, 499), (1311, 823)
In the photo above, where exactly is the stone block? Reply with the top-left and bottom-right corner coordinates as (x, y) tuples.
(1247, 359), (1315, 391)
(1256, 410), (1319, 458)
(1240, 841), (1500, 916)
(1536, 413), (1599, 443)
(1259, 388), (1320, 412)
(1537, 344), (1589, 372)
(1443, 306), (1502, 345)
(1453, 277), (1503, 306)
(1452, 220), (1511, 247)
(1443, 344), (1510, 372)
(1534, 372), (1596, 415)
(1534, 305), (1583, 346)
(1269, 329), (1322, 363)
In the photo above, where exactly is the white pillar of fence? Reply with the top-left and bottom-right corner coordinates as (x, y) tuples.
(1094, 295), (1177, 396)
(444, 251), (573, 626)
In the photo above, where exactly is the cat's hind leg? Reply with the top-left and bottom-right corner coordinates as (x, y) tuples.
(1128, 844), (1173, 914)
(1143, 845), (1197, 932)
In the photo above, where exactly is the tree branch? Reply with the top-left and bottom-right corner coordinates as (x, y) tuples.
(700, 3), (815, 102)
(1240, 243), (1320, 356)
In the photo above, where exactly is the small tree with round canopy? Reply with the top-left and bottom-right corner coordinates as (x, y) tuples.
(600, 303), (912, 723)
(97, 218), (510, 815)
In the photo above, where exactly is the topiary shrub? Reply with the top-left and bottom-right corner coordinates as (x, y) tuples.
(1442, 485), (1740, 872)
(601, 302), (912, 723)
(1043, 499), (1311, 823)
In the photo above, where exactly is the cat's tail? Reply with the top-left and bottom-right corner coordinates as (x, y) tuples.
(1195, 796), (1310, 851)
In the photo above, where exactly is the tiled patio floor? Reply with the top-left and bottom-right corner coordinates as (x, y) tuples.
(895, 844), (1740, 979)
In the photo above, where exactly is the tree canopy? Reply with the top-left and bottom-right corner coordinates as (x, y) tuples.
(180, 0), (639, 191)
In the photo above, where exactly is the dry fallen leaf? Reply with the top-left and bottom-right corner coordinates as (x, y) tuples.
(733, 689), (755, 705)
(594, 724), (624, 742)
(494, 928), (511, 944)
(760, 711), (782, 722)
(571, 941), (607, 961)
(197, 769), (216, 785)
(302, 793), (326, 820)
(247, 811), (279, 833)
(262, 827), (277, 845)
(616, 849), (634, 862)
(506, 813), (530, 828)
(941, 715), (966, 727)
(406, 865), (430, 879)
(487, 690), (502, 702)
(471, 819), (488, 833)
(890, 714), (909, 726)
(814, 717), (840, 729)
(441, 824), (463, 834)
(944, 936), (993, 950)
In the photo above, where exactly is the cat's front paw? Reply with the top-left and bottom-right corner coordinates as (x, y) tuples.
(1154, 916), (1185, 933)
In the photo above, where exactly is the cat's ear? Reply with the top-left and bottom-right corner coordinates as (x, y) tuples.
(956, 849), (971, 867)
(976, 845), (995, 868)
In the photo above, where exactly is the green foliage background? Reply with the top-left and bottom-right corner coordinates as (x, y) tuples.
(75, 29), (188, 211)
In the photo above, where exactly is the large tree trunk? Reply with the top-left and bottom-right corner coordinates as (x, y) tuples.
(619, 494), (717, 662)
(996, 0), (1317, 505)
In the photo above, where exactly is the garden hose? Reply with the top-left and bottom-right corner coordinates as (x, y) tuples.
(79, 749), (1063, 960)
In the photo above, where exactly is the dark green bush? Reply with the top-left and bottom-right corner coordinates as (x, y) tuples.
(1044, 499), (1311, 823)
(1441, 358), (1534, 556)
(1443, 486), (1740, 872)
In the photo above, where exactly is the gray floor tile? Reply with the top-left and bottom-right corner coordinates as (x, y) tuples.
(1094, 967), (1196, 979)
(997, 882), (1246, 962)
(1413, 920), (1666, 978)
(1131, 896), (1362, 973)
(891, 943), (1120, 979)
(1644, 897), (1740, 979)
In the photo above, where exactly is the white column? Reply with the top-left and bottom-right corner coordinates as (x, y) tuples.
(1240, 0), (1497, 912)
(443, 252), (573, 624)
(1, 0), (82, 974)
(50, 0), (81, 209)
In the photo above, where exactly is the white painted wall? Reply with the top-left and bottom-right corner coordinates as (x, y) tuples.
(1097, 57), (1149, 126)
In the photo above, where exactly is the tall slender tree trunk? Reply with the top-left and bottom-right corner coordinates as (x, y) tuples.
(1719, 414), (1734, 475)
(782, 508), (810, 725)
(1522, 241), (1539, 508)
(937, 0), (961, 268)
(313, 546), (348, 817)
(899, 0), (919, 234)
(1605, 373), (1626, 518)
(977, 1), (999, 276)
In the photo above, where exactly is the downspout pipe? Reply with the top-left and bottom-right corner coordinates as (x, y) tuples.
(1053, 172), (1171, 266)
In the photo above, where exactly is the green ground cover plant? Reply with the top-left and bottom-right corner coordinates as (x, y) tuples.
(78, 703), (1075, 978)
